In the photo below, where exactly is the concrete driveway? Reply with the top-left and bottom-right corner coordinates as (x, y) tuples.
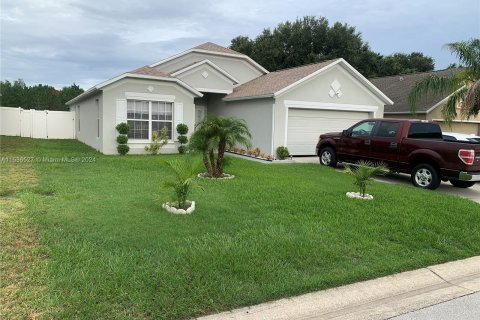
(293, 156), (480, 204)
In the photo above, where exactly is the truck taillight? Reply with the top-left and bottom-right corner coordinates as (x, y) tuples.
(458, 149), (475, 165)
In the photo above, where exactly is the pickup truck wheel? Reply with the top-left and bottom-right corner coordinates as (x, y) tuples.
(411, 164), (441, 190)
(319, 147), (337, 167)
(449, 180), (476, 188)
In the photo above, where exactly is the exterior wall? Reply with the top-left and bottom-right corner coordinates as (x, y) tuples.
(153, 52), (263, 84)
(436, 121), (480, 135)
(274, 64), (385, 152)
(384, 113), (427, 120)
(176, 64), (234, 93)
(102, 78), (196, 155)
(208, 96), (274, 155)
(74, 93), (103, 151)
(427, 103), (480, 135)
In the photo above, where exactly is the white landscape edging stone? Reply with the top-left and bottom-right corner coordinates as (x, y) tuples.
(162, 201), (195, 214)
(346, 192), (374, 200)
(197, 172), (235, 180)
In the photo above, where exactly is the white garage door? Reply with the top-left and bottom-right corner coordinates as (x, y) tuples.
(287, 108), (370, 155)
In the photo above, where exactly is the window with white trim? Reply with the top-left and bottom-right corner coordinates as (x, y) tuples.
(127, 100), (173, 140)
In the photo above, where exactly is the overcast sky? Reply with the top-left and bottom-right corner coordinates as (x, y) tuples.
(1, 0), (478, 89)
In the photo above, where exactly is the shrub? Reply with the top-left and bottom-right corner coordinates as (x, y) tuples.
(117, 144), (130, 155)
(176, 123), (189, 135)
(253, 147), (261, 157)
(176, 123), (189, 154)
(276, 146), (289, 160)
(116, 134), (128, 144)
(247, 150), (254, 156)
(178, 135), (188, 144)
(178, 145), (187, 154)
(115, 122), (129, 135)
(116, 122), (130, 155)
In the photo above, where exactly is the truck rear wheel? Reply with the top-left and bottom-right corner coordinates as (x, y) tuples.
(449, 180), (475, 188)
(411, 164), (441, 190)
(319, 147), (337, 167)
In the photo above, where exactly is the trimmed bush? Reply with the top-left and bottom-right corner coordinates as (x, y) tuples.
(116, 134), (128, 144)
(116, 122), (129, 135)
(176, 123), (189, 154)
(276, 146), (289, 160)
(176, 123), (189, 135)
(178, 145), (187, 154)
(178, 135), (188, 144)
(117, 144), (130, 155)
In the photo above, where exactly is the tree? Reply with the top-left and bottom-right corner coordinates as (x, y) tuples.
(0, 80), (84, 110)
(409, 39), (480, 122)
(230, 16), (434, 77)
(189, 116), (252, 178)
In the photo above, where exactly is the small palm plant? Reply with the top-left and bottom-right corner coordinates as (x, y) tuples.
(162, 157), (202, 211)
(344, 160), (389, 198)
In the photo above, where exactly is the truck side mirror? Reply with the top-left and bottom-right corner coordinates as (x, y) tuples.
(342, 129), (350, 137)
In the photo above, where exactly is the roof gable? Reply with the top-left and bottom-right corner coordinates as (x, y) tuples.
(225, 59), (393, 105)
(170, 59), (239, 84)
(149, 42), (268, 74)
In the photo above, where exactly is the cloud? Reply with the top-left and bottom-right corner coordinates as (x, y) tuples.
(1, 0), (478, 88)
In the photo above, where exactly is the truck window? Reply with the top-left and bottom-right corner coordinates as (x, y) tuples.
(408, 123), (443, 139)
(351, 121), (376, 137)
(375, 121), (400, 138)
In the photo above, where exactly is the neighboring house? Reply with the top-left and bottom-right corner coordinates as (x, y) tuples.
(369, 69), (480, 135)
(67, 42), (392, 155)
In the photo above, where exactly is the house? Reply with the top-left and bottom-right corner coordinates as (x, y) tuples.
(67, 42), (393, 155)
(369, 69), (480, 135)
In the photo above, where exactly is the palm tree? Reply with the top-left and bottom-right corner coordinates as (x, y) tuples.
(344, 161), (389, 197)
(163, 157), (202, 209)
(409, 39), (480, 122)
(189, 116), (251, 178)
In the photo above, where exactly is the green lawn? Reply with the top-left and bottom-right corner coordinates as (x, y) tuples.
(1, 136), (479, 319)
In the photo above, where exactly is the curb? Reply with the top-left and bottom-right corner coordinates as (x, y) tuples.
(198, 256), (480, 320)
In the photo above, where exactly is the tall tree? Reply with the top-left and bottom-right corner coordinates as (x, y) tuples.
(409, 39), (480, 122)
(230, 16), (434, 77)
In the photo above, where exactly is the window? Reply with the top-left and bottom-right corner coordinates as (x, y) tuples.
(351, 121), (376, 137)
(375, 121), (400, 138)
(151, 101), (173, 139)
(127, 100), (173, 140)
(408, 123), (442, 139)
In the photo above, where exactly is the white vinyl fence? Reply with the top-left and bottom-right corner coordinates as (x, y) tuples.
(0, 107), (75, 139)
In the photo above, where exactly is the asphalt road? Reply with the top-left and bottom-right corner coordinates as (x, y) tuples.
(390, 292), (480, 320)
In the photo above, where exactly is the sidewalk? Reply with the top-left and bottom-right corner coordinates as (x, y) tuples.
(198, 256), (480, 320)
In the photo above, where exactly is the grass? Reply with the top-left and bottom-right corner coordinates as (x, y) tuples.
(1, 135), (479, 319)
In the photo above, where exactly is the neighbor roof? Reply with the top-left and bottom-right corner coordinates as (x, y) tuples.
(225, 58), (393, 105)
(369, 69), (459, 114)
(129, 66), (172, 78)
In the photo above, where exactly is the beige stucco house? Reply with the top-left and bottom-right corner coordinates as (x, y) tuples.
(67, 42), (392, 155)
(370, 69), (480, 135)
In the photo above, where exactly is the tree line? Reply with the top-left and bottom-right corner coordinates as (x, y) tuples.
(0, 79), (84, 111)
(230, 16), (434, 77)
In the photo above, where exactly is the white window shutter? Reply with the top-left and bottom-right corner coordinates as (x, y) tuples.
(174, 102), (183, 140)
(116, 99), (127, 124)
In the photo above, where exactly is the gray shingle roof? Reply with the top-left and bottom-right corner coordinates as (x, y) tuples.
(193, 42), (244, 56)
(369, 69), (459, 113)
(129, 66), (172, 78)
(225, 59), (339, 100)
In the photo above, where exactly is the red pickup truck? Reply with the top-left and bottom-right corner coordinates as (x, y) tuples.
(316, 119), (480, 189)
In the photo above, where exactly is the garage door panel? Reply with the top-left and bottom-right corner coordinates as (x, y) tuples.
(287, 108), (369, 155)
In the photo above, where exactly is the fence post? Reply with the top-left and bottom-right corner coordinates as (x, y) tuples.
(18, 107), (22, 137)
